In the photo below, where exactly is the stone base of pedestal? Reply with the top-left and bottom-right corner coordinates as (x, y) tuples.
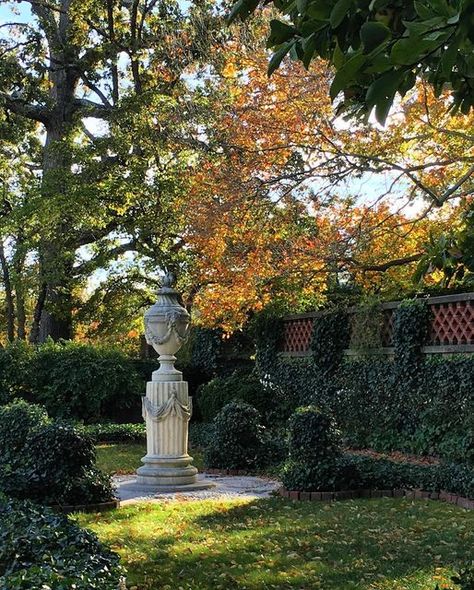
(136, 456), (198, 487)
(119, 478), (216, 497)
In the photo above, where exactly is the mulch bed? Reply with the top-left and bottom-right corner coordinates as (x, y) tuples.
(347, 448), (440, 465)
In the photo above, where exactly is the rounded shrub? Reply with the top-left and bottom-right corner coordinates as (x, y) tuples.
(189, 422), (216, 448)
(204, 401), (268, 470)
(280, 406), (345, 491)
(0, 495), (124, 589)
(197, 370), (273, 423)
(288, 405), (342, 462)
(0, 400), (115, 506)
(0, 399), (49, 466)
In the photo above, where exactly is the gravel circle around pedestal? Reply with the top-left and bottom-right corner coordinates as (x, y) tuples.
(115, 473), (281, 504)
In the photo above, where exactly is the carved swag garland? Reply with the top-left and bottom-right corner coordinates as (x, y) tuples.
(142, 390), (192, 423)
(144, 310), (190, 347)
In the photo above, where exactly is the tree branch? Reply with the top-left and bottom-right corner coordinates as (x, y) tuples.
(73, 240), (138, 276)
(344, 253), (423, 272)
(72, 98), (113, 118)
(0, 92), (50, 124)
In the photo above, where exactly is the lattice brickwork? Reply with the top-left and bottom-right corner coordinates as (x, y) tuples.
(281, 318), (313, 353)
(381, 309), (395, 347)
(280, 295), (474, 354)
(429, 300), (474, 345)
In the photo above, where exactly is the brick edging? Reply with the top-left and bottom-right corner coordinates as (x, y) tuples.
(279, 487), (474, 509)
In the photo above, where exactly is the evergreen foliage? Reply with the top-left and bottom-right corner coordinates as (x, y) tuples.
(204, 401), (270, 470)
(0, 400), (115, 506)
(254, 302), (474, 463)
(0, 496), (124, 589)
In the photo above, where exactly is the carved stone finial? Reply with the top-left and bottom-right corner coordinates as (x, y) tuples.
(162, 272), (175, 289)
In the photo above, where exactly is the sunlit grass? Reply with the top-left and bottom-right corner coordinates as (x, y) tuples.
(95, 443), (204, 474)
(78, 496), (473, 589)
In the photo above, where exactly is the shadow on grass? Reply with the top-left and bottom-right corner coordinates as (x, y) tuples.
(80, 496), (474, 590)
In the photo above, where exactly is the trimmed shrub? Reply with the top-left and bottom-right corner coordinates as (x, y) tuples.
(0, 340), (35, 405)
(280, 458), (359, 492)
(280, 406), (345, 491)
(282, 451), (474, 496)
(346, 455), (438, 491)
(197, 370), (273, 423)
(0, 341), (146, 423)
(189, 422), (215, 448)
(0, 495), (124, 589)
(0, 400), (115, 506)
(204, 401), (269, 470)
(83, 422), (146, 443)
(30, 340), (143, 422)
(288, 406), (341, 462)
(0, 399), (49, 466)
(436, 461), (474, 499)
(386, 457), (473, 498)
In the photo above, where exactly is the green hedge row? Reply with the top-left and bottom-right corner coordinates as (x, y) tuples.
(0, 339), (220, 423)
(83, 422), (146, 442)
(0, 495), (124, 589)
(254, 303), (474, 463)
(278, 405), (474, 497)
(281, 451), (474, 496)
(0, 340), (152, 423)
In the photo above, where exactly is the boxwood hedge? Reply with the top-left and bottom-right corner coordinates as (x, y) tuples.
(0, 400), (115, 506)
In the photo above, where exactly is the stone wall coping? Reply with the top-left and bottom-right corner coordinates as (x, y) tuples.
(279, 344), (474, 357)
(282, 292), (474, 322)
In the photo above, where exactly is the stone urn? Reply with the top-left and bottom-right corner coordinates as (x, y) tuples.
(144, 272), (190, 382)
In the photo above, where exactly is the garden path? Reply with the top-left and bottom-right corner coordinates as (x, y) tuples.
(115, 473), (280, 504)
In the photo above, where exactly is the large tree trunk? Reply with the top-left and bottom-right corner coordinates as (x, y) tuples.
(0, 240), (15, 341)
(34, 2), (81, 341)
(36, 120), (75, 342)
(12, 234), (26, 340)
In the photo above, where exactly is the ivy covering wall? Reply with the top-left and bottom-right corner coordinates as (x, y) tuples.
(254, 301), (474, 464)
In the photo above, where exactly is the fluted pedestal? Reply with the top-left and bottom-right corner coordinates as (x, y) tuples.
(136, 380), (198, 486)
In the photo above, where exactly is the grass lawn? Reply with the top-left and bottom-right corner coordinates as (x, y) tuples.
(78, 496), (473, 590)
(96, 443), (204, 474)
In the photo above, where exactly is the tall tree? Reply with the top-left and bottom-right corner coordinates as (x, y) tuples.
(0, 0), (220, 341)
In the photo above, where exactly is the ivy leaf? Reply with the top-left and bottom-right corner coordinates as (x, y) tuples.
(302, 34), (317, 68)
(391, 36), (435, 66)
(414, 0), (434, 19)
(330, 52), (366, 99)
(366, 69), (405, 124)
(228, 0), (259, 23)
(307, 2), (332, 19)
